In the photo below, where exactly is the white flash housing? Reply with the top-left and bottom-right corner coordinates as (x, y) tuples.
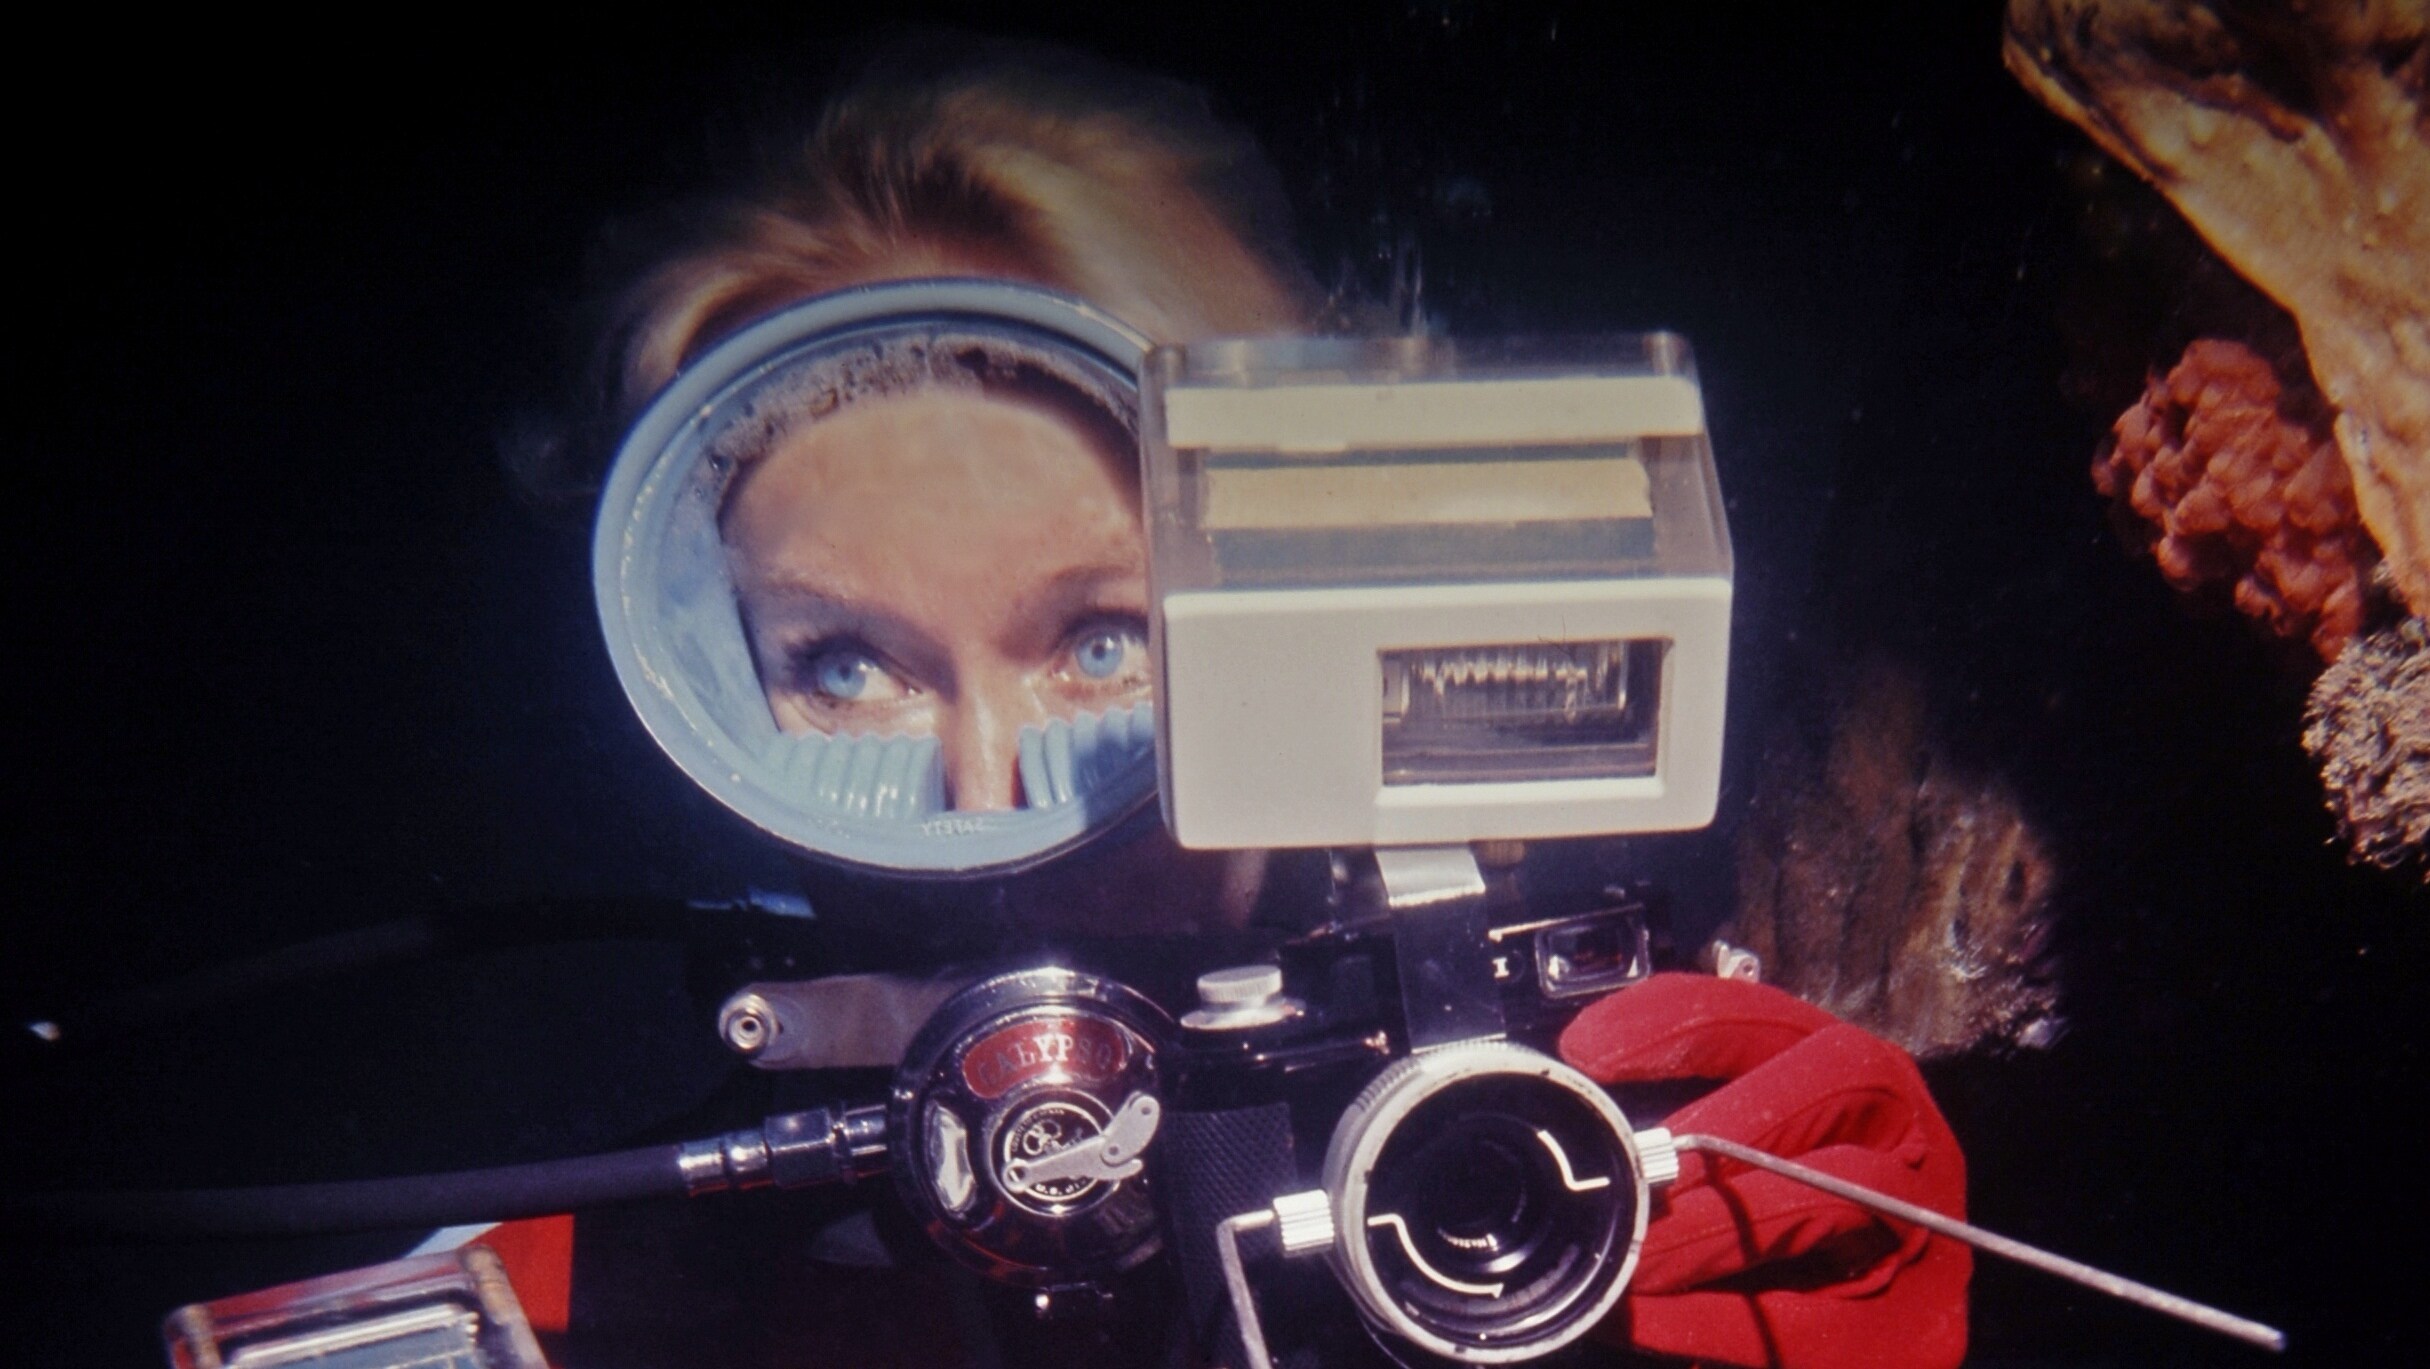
(1143, 335), (1733, 850)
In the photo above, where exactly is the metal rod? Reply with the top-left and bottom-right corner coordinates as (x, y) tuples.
(1215, 1210), (1280, 1369)
(1671, 1133), (2286, 1353)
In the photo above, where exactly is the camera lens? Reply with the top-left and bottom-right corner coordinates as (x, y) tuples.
(1322, 1043), (1648, 1364)
(1364, 1082), (1625, 1336)
(1380, 1112), (1555, 1290)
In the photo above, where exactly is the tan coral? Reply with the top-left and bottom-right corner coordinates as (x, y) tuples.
(2005, 0), (2430, 616)
(2303, 617), (2430, 875)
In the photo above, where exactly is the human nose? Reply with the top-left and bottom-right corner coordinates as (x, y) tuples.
(939, 680), (1051, 812)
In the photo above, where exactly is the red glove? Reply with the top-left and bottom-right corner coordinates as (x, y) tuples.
(1557, 973), (1969, 1369)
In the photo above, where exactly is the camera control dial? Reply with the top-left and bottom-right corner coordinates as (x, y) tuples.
(1181, 963), (1305, 1031)
(889, 967), (1172, 1287)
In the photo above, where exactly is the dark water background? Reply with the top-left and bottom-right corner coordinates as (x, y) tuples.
(7, 3), (2420, 1364)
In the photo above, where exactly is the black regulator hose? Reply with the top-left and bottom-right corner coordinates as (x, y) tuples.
(21, 1145), (691, 1236)
(13, 1103), (890, 1237)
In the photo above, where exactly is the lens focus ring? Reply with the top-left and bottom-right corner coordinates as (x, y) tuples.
(1319, 1042), (1651, 1364)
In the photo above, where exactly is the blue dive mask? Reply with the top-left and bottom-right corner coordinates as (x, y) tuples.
(593, 279), (1160, 878)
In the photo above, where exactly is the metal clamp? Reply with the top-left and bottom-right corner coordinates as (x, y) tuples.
(1375, 845), (1504, 1050)
(1215, 1190), (1338, 1369)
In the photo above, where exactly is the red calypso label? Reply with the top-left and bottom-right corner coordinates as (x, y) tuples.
(960, 1016), (1131, 1099)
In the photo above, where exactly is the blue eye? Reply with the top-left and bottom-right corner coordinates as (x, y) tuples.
(810, 649), (879, 700)
(1073, 624), (1145, 680)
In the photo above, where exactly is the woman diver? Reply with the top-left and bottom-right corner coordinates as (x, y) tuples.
(551, 34), (1968, 1369)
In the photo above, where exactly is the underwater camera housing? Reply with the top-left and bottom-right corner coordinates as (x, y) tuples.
(707, 330), (2279, 1365)
(712, 332), (1732, 1363)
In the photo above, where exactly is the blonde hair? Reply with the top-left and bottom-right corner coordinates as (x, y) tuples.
(609, 43), (1317, 413)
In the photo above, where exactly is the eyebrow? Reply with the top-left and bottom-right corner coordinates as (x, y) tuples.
(1014, 561), (1149, 617)
(736, 583), (951, 668)
(746, 557), (1143, 614)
